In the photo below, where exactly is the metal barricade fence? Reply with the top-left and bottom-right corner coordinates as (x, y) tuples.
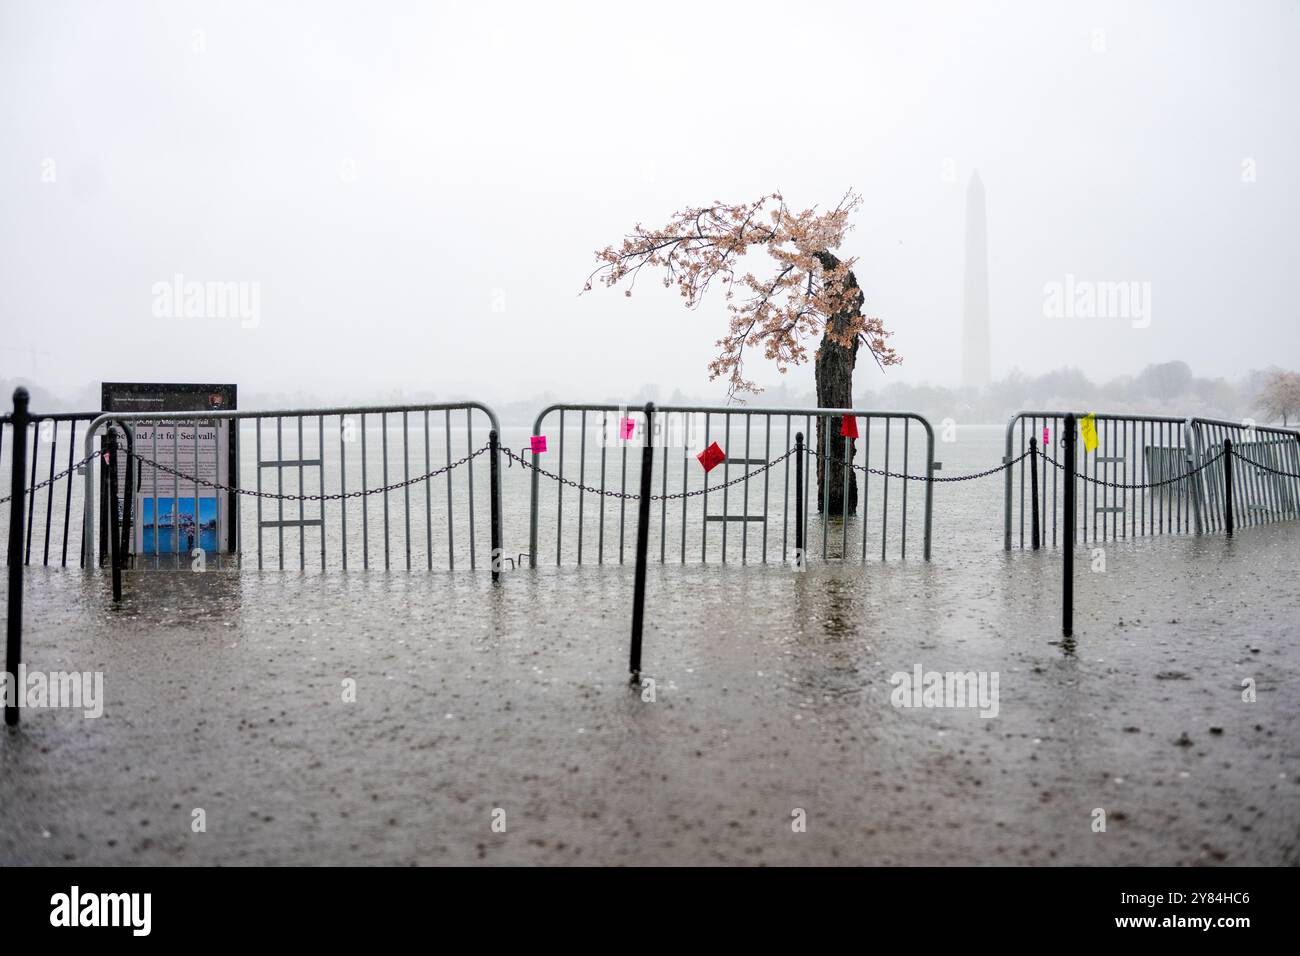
(81, 402), (503, 572)
(0, 411), (98, 568)
(1004, 411), (1200, 549)
(1189, 417), (1300, 533)
(525, 404), (935, 566)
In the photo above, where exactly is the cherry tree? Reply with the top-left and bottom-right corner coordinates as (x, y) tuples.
(586, 191), (898, 514)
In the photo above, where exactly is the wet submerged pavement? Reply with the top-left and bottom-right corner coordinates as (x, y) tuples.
(1, 521), (1297, 866)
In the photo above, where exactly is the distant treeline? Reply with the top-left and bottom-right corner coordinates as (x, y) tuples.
(511, 362), (1294, 428)
(4, 361), (1293, 429)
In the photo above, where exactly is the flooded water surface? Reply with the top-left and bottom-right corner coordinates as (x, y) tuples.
(1, 510), (1297, 865)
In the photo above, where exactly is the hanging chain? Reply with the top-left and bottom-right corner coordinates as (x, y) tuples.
(3, 442), (1287, 508)
(809, 446), (1031, 482)
(120, 445), (490, 502)
(0, 451), (99, 504)
(1228, 448), (1300, 480)
(1039, 448), (1226, 489)
(501, 445), (796, 500)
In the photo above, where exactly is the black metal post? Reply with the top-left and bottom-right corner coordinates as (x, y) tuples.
(120, 427), (134, 568)
(1030, 437), (1040, 551)
(1224, 438), (1234, 537)
(489, 429), (502, 583)
(629, 402), (654, 681)
(107, 428), (122, 603)
(1063, 414), (1076, 637)
(795, 431), (805, 567)
(5, 388), (30, 726)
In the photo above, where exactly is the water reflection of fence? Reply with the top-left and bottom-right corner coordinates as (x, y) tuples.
(81, 402), (503, 572)
(1005, 411), (1300, 549)
(527, 404), (935, 567)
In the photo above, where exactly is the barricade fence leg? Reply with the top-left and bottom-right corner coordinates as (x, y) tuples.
(107, 428), (122, 603)
(1224, 438), (1234, 537)
(795, 431), (805, 567)
(1030, 437), (1040, 551)
(629, 402), (654, 681)
(1063, 414), (1076, 638)
(5, 388), (31, 726)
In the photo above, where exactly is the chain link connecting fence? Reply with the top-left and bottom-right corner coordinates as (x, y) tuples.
(127, 445), (491, 502)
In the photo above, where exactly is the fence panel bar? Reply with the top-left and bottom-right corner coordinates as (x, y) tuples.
(841, 420), (849, 559)
(619, 440), (627, 564)
(902, 419), (910, 560)
(108, 429), (122, 602)
(403, 412), (410, 571)
(762, 415), (771, 563)
(556, 412), (564, 566)
(362, 414), (370, 569)
(795, 431), (804, 566)
(680, 430), (688, 565)
(41, 429), (56, 564)
(660, 413), (668, 563)
(821, 419), (830, 560)
(319, 414), (326, 569)
(743, 414), (751, 563)
(579, 410), (587, 565)
(862, 420), (872, 561)
(423, 412), (431, 570)
(881, 420), (890, 562)
(24, 424), (37, 564)
(599, 432), (607, 565)
(702, 413), (710, 563)
(782, 415), (790, 563)
(722, 413), (731, 562)
(804, 415), (812, 560)
(444, 410), (453, 570)
(382, 412), (390, 571)
(298, 416), (306, 570)
(63, 420), (78, 566)
(340, 415), (348, 570)
(1018, 418), (1025, 549)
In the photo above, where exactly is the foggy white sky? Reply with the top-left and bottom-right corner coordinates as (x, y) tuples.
(2, 0), (1297, 405)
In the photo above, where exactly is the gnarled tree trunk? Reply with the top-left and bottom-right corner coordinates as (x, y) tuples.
(813, 251), (860, 516)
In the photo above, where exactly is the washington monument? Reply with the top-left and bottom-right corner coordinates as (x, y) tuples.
(962, 170), (991, 388)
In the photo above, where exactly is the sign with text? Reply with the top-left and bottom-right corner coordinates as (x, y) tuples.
(101, 383), (238, 556)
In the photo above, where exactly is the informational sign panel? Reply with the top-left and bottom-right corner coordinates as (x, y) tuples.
(101, 383), (238, 556)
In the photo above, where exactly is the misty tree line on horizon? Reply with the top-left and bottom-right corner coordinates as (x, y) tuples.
(4, 363), (1296, 431)
(511, 362), (1299, 426)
